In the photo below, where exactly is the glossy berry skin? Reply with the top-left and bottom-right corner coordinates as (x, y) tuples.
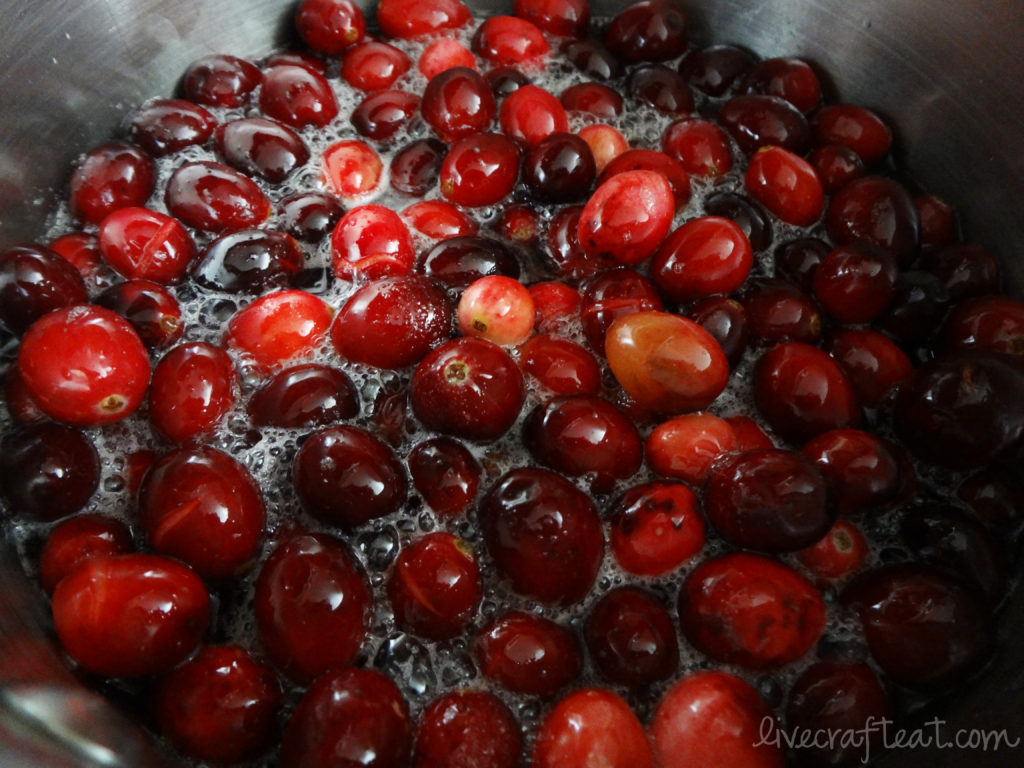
(139, 446), (264, 579)
(610, 482), (704, 576)
(342, 40), (410, 90)
(225, 290), (332, 372)
(520, 334), (601, 396)
(812, 242), (898, 324)
(295, 0), (365, 55)
(281, 668), (411, 768)
(457, 275), (535, 346)
(479, 467), (603, 605)
(97, 206), (195, 284)
(0, 243), (88, 335)
(352, 89), (420, 142)
(376, 0), (471, 39)
(826, 176), (919, 265)
(254, 533), (372, 683)
(422, 67), (496, 143)
(745, 146), (824, 226)
(808, 143), (865, 194)
(605, 0), (688, 64)
(154, 645), (282, 765)
(705, 191), (773, 251)
(727, 415), (774, 451)
(662, 117), (732, 178)
(545, 205), (615, 280)
(842, 563), (995, 690)
(577, 124), (629, 173)
(646, 412), (738, 485)
(0, 424), (100, 522)
(128, 98), (216, 156)
(410, 338), (525, 441)
(259, 65), (339, 129)
(148, 342), (235, 443)
(69, 142), (155, 226)
(796, 519), (869, 582)
(719, 94), (809, 155)
(826, 328), (913, 406)
(321, 139), (384, 200)
(651, 671), (784, 768)
(418, 38), (476, 80)
(391, 139), (447, 197)
(523, 132), (596, 203)
(560, 82), (623, 118)
(915, 193), (957, 247)
(652, 216), (752, 302)
(247, 364), (359, 428)
(744, 276), (824, 346)
(48, 232), (112, 287)
(19, 304), (150, 426)
(529, 281), (580, 331)
(388, 532), (481, 640)
(688, 296), (748, 365)
(524, 395), (643, 493)
(474, 611), (582, 697)
(440, 132), (521, 207)
(578, 170), (675, 266)
(419, 236), (520, 289)
(214, 117), (310, 184)
(943, 294), (1024, 358)
(585, 587), (678, 687)
(743, 56), (822, 113)
(754, 342), (860, 443)
(95, 279), (184, 349)
(413, 690), (522, 768)
(192, 228), (304, 294)
(280, 192), (344, 243)
(403, 200), (478, 239)
(626, 64), (694, 115)
(500, 85), (569, 146)
(605, 310), (729, 414)
(473, 16), (551, 66)
(923, 242), (1000, 301)
(183, 54), (261, 108)
(51, 553), (209, 678)
(801, 429), (899, 516)
(331, 204), (415, 281)
(705, 448), (835, 552)
(165, 161), (271, 233)
(39, 514), (132, 594)
(678, 44), (755, 97)
(407, 437), (481, 518)
(531, 688), (653, 768)
(515, 0), (590, 37)
(680, 552), (826, 669)
(294, 425), (407, 529)
(599, 148), (691, 209)
(811, 104), (891, 165)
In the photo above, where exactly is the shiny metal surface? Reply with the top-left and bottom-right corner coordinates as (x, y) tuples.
(0, 1), (1021, 766)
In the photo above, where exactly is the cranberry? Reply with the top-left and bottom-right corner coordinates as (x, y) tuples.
(148, 342), (235, 443)
(51, 554), (209, 678)
(457, 274), (535, 346)
(826, 176), (919, 265)
(0, 243), (88, 335)
(376, 0), (471, 39)
(183, 54), (261, 107)
(882, 269), (960, 350)
(605, 310), (729, 413)
(646, 412), (738, 485)
(754, 342), (860, 442)
(294, 425), (407, 528)
(744, 56), (822, 112)
(247, 364), (358, 428)
(192, 229), (303, 294)
(439, 132), (521, 207)
(515, 0), (589, 37)
(479, 467), (603, 605)
(680, 552), (826, 668)
(580, 268), (663, 351)
(958, 467), (1024, 530)
(842, 563), (995, 689)
(214, 117), (310, 183)
(19, 304), (150, 426)
(254, 532), (372, 683)
(49, 232), (113, 287)
(719, 94), (810, 155)
(499, 84), (570, 147)
(915, 192), (957, 248)
(661, 117), (733, 179)
(413, 690), (521, 768)
(68, 142), (155, 226)
(225, 290), (332, 372)
(154, 645), (281, 765)
(650, 671), (784, 768)
(652, 216), (752, 302)
(826, 328), (913, 406)
(410, 338), (525, 441)
(419, 235), (520, 288)
(577, 123), (629, 173)
(388, 532), (481, 640)
(532, 688), (653, 768)
(795, 519), (869, 582)
(544, 204), (614, 279)
(473, 16), (551, 66)
(279, 191), (344, 243)
(811, 103), (892, 165)
(688, 296), (748, 364)
(561, 38), (622, 81)
(523, 132), (596, 203)
(352, 89), (420, 142)
(626, 64), (695, 115)
(402, 200), (478, 239)
(408, 437), (481, 518)
(943, 294), (1024, 358)
(38, 514), (132, 594)
(474, 611), (581, 697)
(774, 237), (828, 289)
(585, 587), (678, 687)
(418, 38), (476, 80)
(922, 241), (1000, 300)
(745, 145), (824, 226)
(801, 429), (899, 516)
(342, 40), (411, 90)
(605, 0), (688, 63)
(520, 334), (601, 395)
(165, 161), (271, 232)
(498, 203), (542, 245)
(295, 0), (365, 54)
(578, 170), (675, 266)
(0, 423), (99, 522)
(259, 64), (338, 129)
(529, 281), (581, 331)
(895, 351), (1024, 468)
(331, 204), (415, 281)
(128, 98), (216, 157)
(94, 280), (182, 349)
(391, 138), (447, 197)
(609, 481), (704, 576)
(485, 65), (531, 96)
(679, 44), (755, 96)
(321, 139), (384, 200)
(97, 206), (195, 284)
(814, 242), (899, 324)
(281, 668), (411, 768)
(560, 81), (622, 118)
(266, 51), (328, 73)
(599, 148), (691, 209)
(808, 143), (865, 194)
(524, 394), (643, 493)
(726, 414), (775, 451)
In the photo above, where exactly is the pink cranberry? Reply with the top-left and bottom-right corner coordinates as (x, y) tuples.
(321, 139), (384, 200)
(457, 274), (535, 346)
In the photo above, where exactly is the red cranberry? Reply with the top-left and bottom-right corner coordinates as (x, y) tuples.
(795, 519), (869, 582)
(51, 554), (209, 678)
(165, 161), (271, 232)
(225, 290), (331, 372)
(479, 467), (603, 605)
(578, 170), (675, 266)
(826, 328), (914, 406)
(39, 514), (132, 594)
(727, 414), (775, 451)
(560, 81), (623, 118)
(515, 0), (590, 37)
(331, 204), (415, 280)
(773, 237), (828, 289)
(49, 231), (113, 287)
(585, 587), (678, 687)
(0, 243), (88, 335)
(743, 56), (822, 112)
(154, 645), (282, 765)
(688, 296), (748, 364)
(520, 334), (601, 395)
(811, 103), (892, 165)
(457, 275), (535, 346)
(801, 429), (900, 516)
(352, 89), (420, 142)
(342, 40), (411, 90)
(473, 15), (551, 66)
(808, 143), (865, 194)
(577, 123), (628, 173)
(678, 44), (755, 97)
(544, 203), (614, 279)
(281, 668), (411, 768)
(254, 533), (372, 683)
(410, 338), (525, 441)
(652, 216), (752, 302)
(422, 67), (496, 142)
(813, 242), (899, 324)
(413, 690), (521, 768)
(745, 145), (824, 226)
(599, 148), (691, 209)
(97, 206), (195, 284)
(214, 117), (310, 183)
(605, 0), (688, 64)
(646, 411), (738, 485)
(915, 192), (957, 248)
(680, 552), (826, 668)
(419, 235), (520, 289)
(391, 138), (447, 197)
(609, 482), (705, 576)
(561, 38), (622, 80)
(95, 280), (183, 349)
(704, 191), (773, 251)
(321, 139), (384, 200)
(826, 176), (919, 265)
(719, 94), (810, 155)
(498, 203), (542, 245)
(943, 294), (1024, 358)
(279, 191), (344, 243)
(921, 242), (1000, 300)
(523, 132), (596, 203)
(474, 611), (581, 697)
(248, 364), (358, 428)
(149, 342), (236, 444)
(418, 38), (476, 80)
(661, 117), (733, 179)
(626, 64), (695, 115)
(183, 54), (261, 108)
(69, 142), (155, 226)
(500, 84), (570, 146)
(529, 281), (582, 330)
(376, 0), (471, 39)
(259, 64), (338, 129)
(19, 304), (150, 426)
(407, 437), (481, 518)
(440, 132), (521, 207)
(128, 98), (216, 156)
(580, 268), (662, 351)
(295, 0), (365, 54)
(402, 200), (478, 240)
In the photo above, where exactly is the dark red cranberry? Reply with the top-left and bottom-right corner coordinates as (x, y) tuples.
(523, 132), (597, 203)
(128, 98), (216, 156)
(418, 38), (476, 80)
(826, 176), (919, 265)
(609, 482), (705, 576)
(341, 39), (410, 90)
(661, 117), (733, 179)
(599, 148), (691, 209)
(265, 51), (327, 73)
(520, 334), (602, 396)
(842, 563), (994, 689)
(743, 56), (822, 112)
(484, 65), (530, 96)
(413, 690), (522, 768)
(958, 467), (1024, 530)
(532, 689), (653, 768)
(585, 586), (679, 687)
(390, 138), (447, 197)
(351, 89), (420, 142)
(812, 242), (898, 324)
(580, 267), (664, 353)
(0, 423), (99, 522)
(376, 0), (471, 39)
(95, 280), (183, 349)
(154, 645), (282, 765)
(165, 161), (271, 232)
(407, 437), (481, 519)
(915, 193), (957, 248)
(0, 243), (88, 335)
(741, 278), (821, 346)
(183, 54), (261, 108)
(422, 67), (496, 143)
(605, 0), (688, 63)
(921, 242), (1000, 300)
(281, 668), (411, 768)
(259, 64), (339, 129)
(718, 94), (810, 155)
(479, 467), (603, 605)
(678, 44), (756, 97)
(811, 104), (892, 165)
(69, 141), (155, 225)
(419, 236), (520, 289)
(943, 294), (1024, 358)
(652, 216), (752, 303)
(439, 132), (521, 207)
(704, 191), (772, 251)
(279, 192), (344, 243)
(48, 231), (113, 288)
(877, 270), (951, 347)
(474, 611), (582, 697)
(827, 328), (914, 406)
(295, 0), (365, 55)
(801, 429), (899, 517)
(410, 338), (525, 441)
(248, 364), (358, 428)
(472, 15), (551, 66)
(254, 533), (372, 683)
(774, 237), (828, 290)
(293, 425), (407, 529)
(543, 204), (615, 279)
(561, 38), (622, 80)
(560, 81), (623, 118)
(808, 143), (865, 194)
(192, 229), (304, 294)
(214, 117), (309, 183)
(149, 342), (235, 444)
(626, 64), (694, 115)
(687, 296), (748, 365)
(515, 0), (590, 37)
(39, 514), (132, 594)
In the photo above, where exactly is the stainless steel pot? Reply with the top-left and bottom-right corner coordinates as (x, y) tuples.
(1, 1), (1021, 766)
